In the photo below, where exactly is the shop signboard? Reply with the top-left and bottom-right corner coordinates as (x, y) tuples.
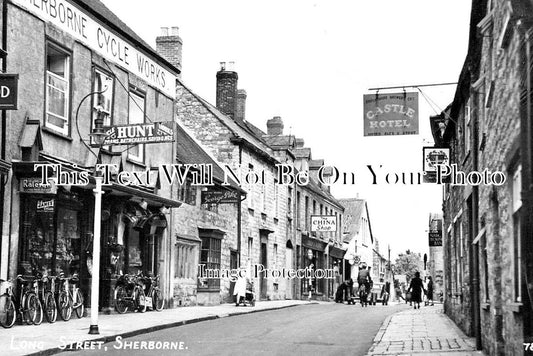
(311, 215), (337, 232)
(363, 92), (419, 136)
(103, 121), (175, 145)
(429, 218), (443, 246)
(423, 147), (450, 183)
(201, 189), (240, 204)
(10, 0), (177, 98)
(20, 177), (57, 194)
(0, 74), (18, 109)
(36, 199), (55, 214)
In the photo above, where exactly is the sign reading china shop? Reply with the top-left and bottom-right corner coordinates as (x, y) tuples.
(311, 215), (337, 232)
(363, 92), (419, 136)
(11, 0), (177, 98)
(103, 121), (174, 145)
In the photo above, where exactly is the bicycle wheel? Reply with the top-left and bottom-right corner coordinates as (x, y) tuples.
(135, 287), (147, 313)
(33, 296), (43, 325)
(114, 286), (128, 314)
(74, 289), (84, 318)
(0, 295), (16, 328)
(24, 293), (39, 325)
(43, 291), (57, 323)
(58, 291), (72, 321)
(152, 288), (164, 311)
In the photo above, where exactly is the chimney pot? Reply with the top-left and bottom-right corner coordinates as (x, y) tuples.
(156, 25), (183, 77)
(266, 116), (284, 136)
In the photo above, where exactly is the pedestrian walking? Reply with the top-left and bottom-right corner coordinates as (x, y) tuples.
(426, 276), (434, 306)
(407, 271), (425, 309)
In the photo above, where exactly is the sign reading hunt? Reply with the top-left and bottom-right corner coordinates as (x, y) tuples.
(311, 215), (337, 232)
(201, 189), (240, 204)
(0, 74), (18, 110)
(363, 92), (419, 136)
(103, 121), (175, 145)
(11, 0), (177, 98)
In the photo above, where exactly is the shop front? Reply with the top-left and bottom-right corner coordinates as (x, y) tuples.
(14, 162), (180, 313)
(328, 245), (345, 299)
(301, 234), (327, 300)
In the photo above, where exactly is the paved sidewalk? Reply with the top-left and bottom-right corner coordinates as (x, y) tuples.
(1, 300), (315, 356)
(366, 304), (486, 356)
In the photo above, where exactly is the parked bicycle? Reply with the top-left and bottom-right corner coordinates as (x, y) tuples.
(36, 274), (57, 323)
(0, 275), (42, 328)
(140, 274), (164, 312)
(114, 274), (146, 314)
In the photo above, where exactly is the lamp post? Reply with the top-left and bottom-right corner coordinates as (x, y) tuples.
(88, 107), (108, 335)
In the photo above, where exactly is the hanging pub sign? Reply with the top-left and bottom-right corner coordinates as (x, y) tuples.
(0, 74), (18, 110)
(311, 215), (337, 232)
(201, 189), (240, 204)
(428, 218), (443, 247)
(363, 92), (419, 136)
(422, 147), (450, 183)
(103, 121), (175, 145)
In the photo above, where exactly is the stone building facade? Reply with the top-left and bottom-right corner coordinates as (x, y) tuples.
(431, 0), (533, 354)
(0, 0), (183, 312)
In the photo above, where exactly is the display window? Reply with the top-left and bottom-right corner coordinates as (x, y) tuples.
(18, 192), (83, 277)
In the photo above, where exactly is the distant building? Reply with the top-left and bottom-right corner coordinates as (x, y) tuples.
(428, 213), (444, 302)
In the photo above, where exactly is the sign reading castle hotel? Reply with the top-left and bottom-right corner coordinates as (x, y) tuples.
(12, 0), (177, 98)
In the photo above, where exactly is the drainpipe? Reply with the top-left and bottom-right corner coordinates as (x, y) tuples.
(237, 144), (242, 266)
(0, 0), (7, 279)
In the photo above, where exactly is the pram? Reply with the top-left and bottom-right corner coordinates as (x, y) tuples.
(235, 280), (255, 307)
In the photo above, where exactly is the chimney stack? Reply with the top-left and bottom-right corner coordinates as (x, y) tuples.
(216, 62), (238, 120)
(295, 138), (305, 148)
(156, 26), (183, 77)
(235, 89), (247, 122)
(266, 116), (284, 136)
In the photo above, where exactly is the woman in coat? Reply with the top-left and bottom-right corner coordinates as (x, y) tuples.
(407, 271), (425, 309)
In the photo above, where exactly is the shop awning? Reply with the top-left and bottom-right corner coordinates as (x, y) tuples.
(106, 182), (181, 208)
(329, 245), (346, 259)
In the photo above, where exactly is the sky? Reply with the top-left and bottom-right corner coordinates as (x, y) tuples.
(101, 0), (472, 260)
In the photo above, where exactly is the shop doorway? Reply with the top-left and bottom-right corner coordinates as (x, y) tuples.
(285, 240), (294, 299)
(259, 231), (269, 300)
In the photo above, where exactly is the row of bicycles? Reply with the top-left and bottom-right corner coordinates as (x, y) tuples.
(113, 273), (164, 313)
(0, 273), (84, 328)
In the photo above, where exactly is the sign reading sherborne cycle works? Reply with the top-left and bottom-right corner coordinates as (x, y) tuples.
(311, 215), (337, 232)
(11, 0), (177, 98)
(103, 121), (174, 145)
(363, 92), (419, 136)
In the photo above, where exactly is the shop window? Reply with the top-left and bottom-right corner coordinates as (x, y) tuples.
(127, 90), (145, 163)
(45, 43), (70, 136)
(198, 230), (223, 290)
(18, 194), (82, 277)
(91, 68), (113, 146)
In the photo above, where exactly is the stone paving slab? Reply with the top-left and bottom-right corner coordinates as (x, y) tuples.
(366, 304), (486, 356)
(0, 300), (316, 356)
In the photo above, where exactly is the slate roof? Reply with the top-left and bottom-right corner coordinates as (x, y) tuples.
(75, 0), (179, 75)
(263, 135), (296, 148)
(339, 198), (371, 243)
(175, 124), (241, 191)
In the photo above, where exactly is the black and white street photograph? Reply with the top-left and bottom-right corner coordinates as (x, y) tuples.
(0, 0), (531, 355)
